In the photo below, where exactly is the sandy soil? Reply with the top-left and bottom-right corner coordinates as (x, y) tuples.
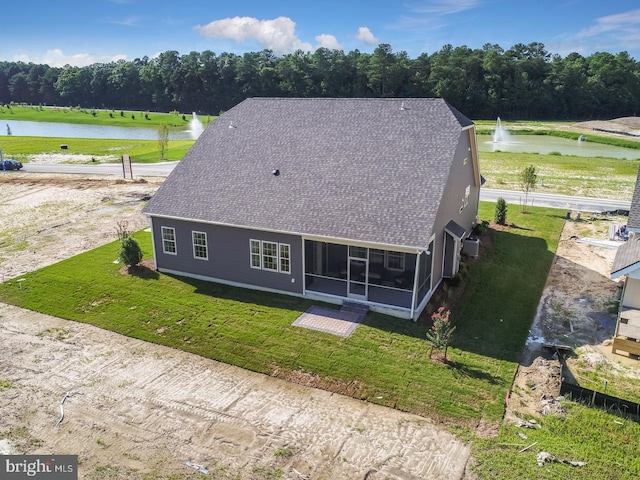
(0, 171), (471, 479)
(505, 214), (640, 424)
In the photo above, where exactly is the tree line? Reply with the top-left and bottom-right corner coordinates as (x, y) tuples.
(1, 42), (639, 120)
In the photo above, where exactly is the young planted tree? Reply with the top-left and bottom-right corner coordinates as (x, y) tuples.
(119, 236), (143, 267)
(116, 220), (142, 267)
(158, 123), (169, 160)
(426, 307), (456, 361)
(494, 197), (508, 225)
(519, 165), (537, 213)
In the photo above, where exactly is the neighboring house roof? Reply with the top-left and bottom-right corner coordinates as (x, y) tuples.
(628, 166), (640, 231)
(143, 97), (475, 250)
(611, 237), (640, 279)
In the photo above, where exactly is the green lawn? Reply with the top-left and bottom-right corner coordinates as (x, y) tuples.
(0, 136), (193, 163)
(0, 104), (215, 129)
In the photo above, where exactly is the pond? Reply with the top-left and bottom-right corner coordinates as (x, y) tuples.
(0, 119), (202, 141)
(477, 134), (640, 160)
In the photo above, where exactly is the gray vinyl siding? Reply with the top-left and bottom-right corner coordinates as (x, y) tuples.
(432, 129), (480, 282)
(150, 217), (303, 294)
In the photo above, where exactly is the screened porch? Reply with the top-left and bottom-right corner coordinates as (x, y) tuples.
(303, 240), (432, 311)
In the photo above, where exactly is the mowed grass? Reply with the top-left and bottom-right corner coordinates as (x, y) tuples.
(0, 136), (194, 163)
(0, 105), (204, 162)
(0, 104), (215, 129)
(472, 402), (640, 480)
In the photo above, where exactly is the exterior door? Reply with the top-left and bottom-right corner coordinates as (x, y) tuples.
(347, 257), (368, 300)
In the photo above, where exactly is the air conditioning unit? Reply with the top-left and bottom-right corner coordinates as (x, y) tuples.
(462, 237), (480, 257)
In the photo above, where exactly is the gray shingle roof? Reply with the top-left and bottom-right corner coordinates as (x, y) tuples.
(611, 237), (640, 278)
(143, 97), (473, 249)
(628, 166), (640, 230)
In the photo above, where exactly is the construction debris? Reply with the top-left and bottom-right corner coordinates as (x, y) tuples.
(537, 451), (586, 467)
(515, 419), (540, 429)
(54, 391), (83, 428)
(185, 461), (209, 474)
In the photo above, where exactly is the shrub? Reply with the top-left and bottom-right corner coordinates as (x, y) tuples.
(119, 236), (142, 267)
(473, 220), (489, 236)
(494, 197), (508, 225)
(116, 221), (142, 267)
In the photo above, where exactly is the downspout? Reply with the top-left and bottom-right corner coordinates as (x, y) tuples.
(148, 217), (157, 266)
(301, 237), (306, 296)
(410, 252), (421, 321)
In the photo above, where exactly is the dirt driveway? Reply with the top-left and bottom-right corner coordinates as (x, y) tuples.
(0, 172), (470, 479)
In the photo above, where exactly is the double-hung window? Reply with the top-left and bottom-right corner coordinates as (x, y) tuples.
(192, 231), (208, 260)
(262, 241), (279, 271)
(279, 244), (290, 273)
(161, 226), (177, 255)
(250, 239), (290, 274)
(386, 251), (405, 270)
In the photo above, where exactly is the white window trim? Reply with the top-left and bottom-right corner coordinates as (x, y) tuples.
(192, 231), (208, 260)
(386, 251), (405, 271)
(250, 239), (291, 274)
(279, 243), (291, 274)
(161, 226), (177, 255)
(262, 241), (279, 271)
(250, 239), (261, 269)
(368, 248), (405, 271)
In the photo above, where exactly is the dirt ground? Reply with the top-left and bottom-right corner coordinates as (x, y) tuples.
(0, 170), (471, 479)
(505, 214), (640, 424)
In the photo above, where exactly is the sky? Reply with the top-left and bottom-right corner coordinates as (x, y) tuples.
(2, 0), (640, 67)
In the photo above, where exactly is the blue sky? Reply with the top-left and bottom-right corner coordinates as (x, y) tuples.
(2, 1), (640, 67)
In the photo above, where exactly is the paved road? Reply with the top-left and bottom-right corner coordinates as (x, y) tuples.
(22, 161), (177, 178)
(22, 162), (632, 213)
(479, 188), (631, 213)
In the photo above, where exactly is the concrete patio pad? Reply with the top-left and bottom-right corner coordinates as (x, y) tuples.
(292, 305), (365, 337)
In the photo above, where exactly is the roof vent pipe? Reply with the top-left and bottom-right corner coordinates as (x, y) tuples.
(272, 169), (280, 176)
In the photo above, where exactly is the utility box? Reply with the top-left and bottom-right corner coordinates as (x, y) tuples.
(462, 237), (480, 257)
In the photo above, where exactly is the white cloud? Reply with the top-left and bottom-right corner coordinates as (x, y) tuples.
(315, 34), (343, 50)
(194, 16), (313, 55)
(13, 49), (127, 68)
(356, 27), (379, 45)
(553, 9), (640, 57)
(575, 9), (640, 39)
(107, 16), (142, 27)
(407, 0), (481, 15)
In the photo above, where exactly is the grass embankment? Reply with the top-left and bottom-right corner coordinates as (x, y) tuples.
(0, 104), (214, 129)
(476, 119), (640, 150)
(0, 136), (193, 163)
(0, 105), (203, 162)
(480, 151), (640, 199)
